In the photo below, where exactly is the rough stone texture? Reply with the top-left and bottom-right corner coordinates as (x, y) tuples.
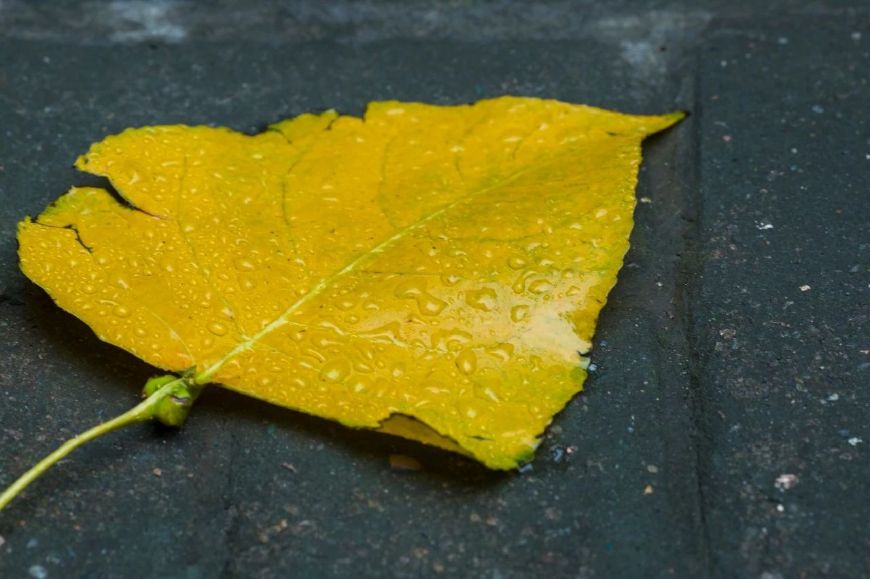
(695, 16), (869, 577)
(0, 2), (867, 578)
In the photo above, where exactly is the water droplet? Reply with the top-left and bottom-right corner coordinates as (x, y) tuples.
(82, 284), (97, 295)
(208, 322), (228, 336)
(234, 257), (255, 271)
(465, 288), (498, 312)
(528, 279), (553, 294)
(474, 383), (501, 402)
(508, 256), (527, 269)
(259, 377), (272, 387)
(487, 343), (515, 361)
(320, 358), (351, 383)
(457, 400), (478, 419)
(511, 305), (530, 322)
(112, 305), (130, 318)
(359, 322), (402, 345)
(455, 349), (477, 375)
(303, 347), (326, 363)
(441, 273), (462, 287)
(394, 278), (427, 299)
(512, 270), (537, 294)
(134, 327), (147, 337)
(350, 377), (371, 393)
(417, 294), (447, 316)
(391, 363), (405, 378)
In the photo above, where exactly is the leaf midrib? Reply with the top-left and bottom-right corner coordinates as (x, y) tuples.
(192, 160), (549, 384)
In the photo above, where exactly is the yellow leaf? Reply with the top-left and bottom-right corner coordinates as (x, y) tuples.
(18, 97), (682, 469)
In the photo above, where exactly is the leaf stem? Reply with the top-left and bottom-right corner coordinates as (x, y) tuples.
(0, 377), (187, 512)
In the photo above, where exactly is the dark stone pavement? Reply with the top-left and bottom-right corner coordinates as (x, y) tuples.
(0, 2), (867, 578)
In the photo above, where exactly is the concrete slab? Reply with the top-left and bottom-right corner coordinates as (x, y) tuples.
(695, 15), (870, 577)
(0, 3), (867, 577)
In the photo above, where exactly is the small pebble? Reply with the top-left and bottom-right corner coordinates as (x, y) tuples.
(29, 566), (48, 579)
(152, 468), (162, 477)
(775, 473), (798, 491)
(799, 285), (811, 292)
(643, 485), (654, 495)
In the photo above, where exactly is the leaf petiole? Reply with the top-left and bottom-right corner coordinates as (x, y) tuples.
(0, 376), (194, 511)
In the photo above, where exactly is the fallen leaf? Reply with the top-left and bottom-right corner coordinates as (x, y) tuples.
(18, 97), (682, 469)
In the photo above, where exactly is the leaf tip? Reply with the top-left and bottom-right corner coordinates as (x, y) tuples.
(655, 109), (688, 132)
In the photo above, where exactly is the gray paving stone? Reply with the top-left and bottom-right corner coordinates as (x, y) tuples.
(694, 15), (869, 577)
(0, 2), (867, 577)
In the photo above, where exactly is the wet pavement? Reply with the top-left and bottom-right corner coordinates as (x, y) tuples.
(0, 2), (867, 577)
